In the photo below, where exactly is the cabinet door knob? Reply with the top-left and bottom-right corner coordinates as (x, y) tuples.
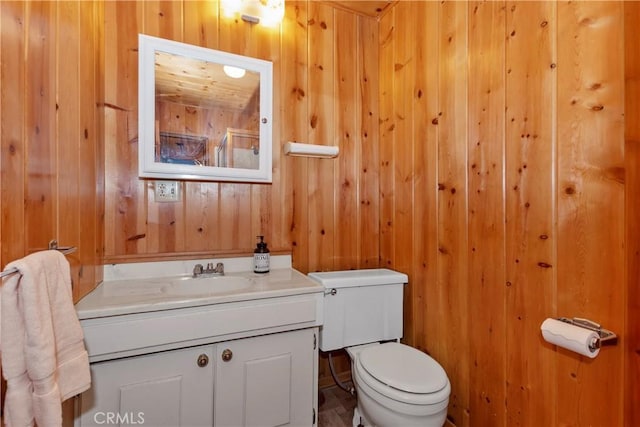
(197, 354), (209, 367)
(221, 348), (233, 362)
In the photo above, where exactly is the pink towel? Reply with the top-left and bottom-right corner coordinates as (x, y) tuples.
(1, 250), (91, 427)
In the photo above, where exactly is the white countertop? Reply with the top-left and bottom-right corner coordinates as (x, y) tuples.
(76, 256), (324, 320)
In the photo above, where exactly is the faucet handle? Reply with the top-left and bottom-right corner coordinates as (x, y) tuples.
(215, 262), (224, 273)
(193, 263), (204, 277)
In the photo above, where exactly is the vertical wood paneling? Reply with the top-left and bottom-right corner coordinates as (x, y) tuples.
(379, 1), (630, 426)
(2, 2), (629, 424)
(57, 1), (83, 292)
(405, 2), (430, 352)
(264, 21), (287, 254)
(1, 2), (26, 266)
(556, 3), (625, 425)
(334, 8), (358, 270)
(357, 15), (379, 269)
(415, 0), (440, 401)
(504, 2), (557, 426)
(101, 0), (383, 293)
(26, 1), (56, 254)
(467, 2), (505, 425)
(411, 0), (432, 352)
(183, 0), (218, 48)
(77, 0), (104, 299)
(378, 7), (394, 270)
(1, 2), (634, 425)
(392, 1), (416, 345)
(143, 1), (182, 40)
(307, 2), (336, 272)
(253, 22), (281, 254)
(625, 2), (640, 424)
(437, 1), (469, 425)
(284, 1), (309, 272)
(104, 1), (144, 257)
(105, 0), (285, 260)
(1, 0), (103, 301)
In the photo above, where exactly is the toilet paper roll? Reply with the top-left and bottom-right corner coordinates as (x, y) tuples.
(540, 318), (600, 358)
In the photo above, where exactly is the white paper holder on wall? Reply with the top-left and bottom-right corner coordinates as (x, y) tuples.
(283, 141), (339, 159)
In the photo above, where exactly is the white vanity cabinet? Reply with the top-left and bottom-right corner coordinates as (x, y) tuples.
(76, 329), (318, 427)
(215, 328), (317, 427)
(73, 265), (324, 427)
(77, 344), (215, 426)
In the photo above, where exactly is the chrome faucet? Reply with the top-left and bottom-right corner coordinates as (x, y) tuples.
(193, 262), (225, 277)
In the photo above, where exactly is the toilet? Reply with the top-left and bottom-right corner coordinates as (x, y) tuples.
(309, 269), (450, 427)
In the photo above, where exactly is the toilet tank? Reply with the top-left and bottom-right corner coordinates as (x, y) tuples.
(308, 269), (408, 352)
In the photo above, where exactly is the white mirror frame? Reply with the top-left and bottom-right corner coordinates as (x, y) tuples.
(138, 34), (273, 183)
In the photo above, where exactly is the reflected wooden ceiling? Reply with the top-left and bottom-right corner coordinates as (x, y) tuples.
(154, 51), (260, 112)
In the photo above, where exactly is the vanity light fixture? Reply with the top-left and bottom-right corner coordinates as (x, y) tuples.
(223, 65), (246, 79)
(221, 0), (285, 27)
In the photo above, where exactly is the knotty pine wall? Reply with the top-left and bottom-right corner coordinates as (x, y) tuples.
(2, 1), (638, 426)
(380, 1), (638, 426)
(104, 0), (379, 269)
(625, 3), (640, 425)
(104, 0), (380, 270)
(0, 1), (104, 302)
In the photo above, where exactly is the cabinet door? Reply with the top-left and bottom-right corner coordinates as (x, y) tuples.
(215, 328), (317, 427)
(77, 345), (214, 426)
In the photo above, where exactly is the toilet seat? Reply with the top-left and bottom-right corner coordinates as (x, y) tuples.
(355, 342), (450, 406)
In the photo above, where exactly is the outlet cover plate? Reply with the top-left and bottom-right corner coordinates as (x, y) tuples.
(154, 180), (181, 202)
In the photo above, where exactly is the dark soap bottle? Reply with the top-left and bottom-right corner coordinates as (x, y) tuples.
(253, 235), (270, 273)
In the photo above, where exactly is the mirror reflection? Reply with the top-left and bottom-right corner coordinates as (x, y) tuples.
(138, 34), (273, 183)
(154, 52), (261, 169)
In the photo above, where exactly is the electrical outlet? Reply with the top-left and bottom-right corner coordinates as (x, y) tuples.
(154, 180), (181, 202)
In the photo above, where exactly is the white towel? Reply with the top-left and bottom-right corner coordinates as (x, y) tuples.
(1, 250), (91, 427)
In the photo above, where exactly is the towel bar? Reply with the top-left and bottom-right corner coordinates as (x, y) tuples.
(0, 240), (77, 279)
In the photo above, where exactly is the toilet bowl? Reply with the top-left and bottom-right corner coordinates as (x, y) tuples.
(347, 343), (450, 427)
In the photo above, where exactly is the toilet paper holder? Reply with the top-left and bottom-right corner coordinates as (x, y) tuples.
(556, 317), (618, 351)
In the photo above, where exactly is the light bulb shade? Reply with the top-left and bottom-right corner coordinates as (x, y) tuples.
(223, 65), (246, 79)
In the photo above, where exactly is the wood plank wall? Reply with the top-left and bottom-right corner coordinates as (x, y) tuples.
(3, 1), (636, 425)
(625, 2), (640, 425)
(103, 0), (378, 271)
(380, 1), (633, 426)
(0, 1), (104, 302)
(105, 1), (274, 262)
(103, 1), (378, 270)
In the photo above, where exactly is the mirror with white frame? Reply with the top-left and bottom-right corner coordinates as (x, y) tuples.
(138, 34), (273, 183)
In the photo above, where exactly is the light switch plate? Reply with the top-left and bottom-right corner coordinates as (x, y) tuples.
(154, 180), (181, 202)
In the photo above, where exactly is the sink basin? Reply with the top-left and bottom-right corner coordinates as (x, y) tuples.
(165, 276), (253, 296)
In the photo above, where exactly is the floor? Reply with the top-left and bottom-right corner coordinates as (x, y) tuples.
(318, 385), (358, 427)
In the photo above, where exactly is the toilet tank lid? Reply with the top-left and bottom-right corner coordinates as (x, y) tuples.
(307, 269), (408, 289)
